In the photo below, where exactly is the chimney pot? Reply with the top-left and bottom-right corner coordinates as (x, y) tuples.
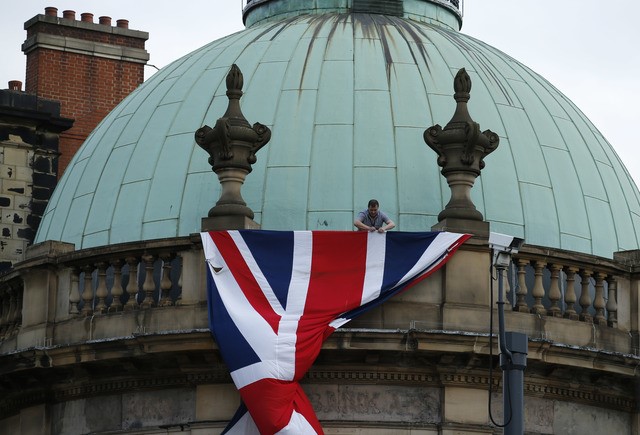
(44, 7), (58, 17)
(116, 19), (129, 29)
(81, 12), (94, 23)
(99, 16), (112, 26)
(62, 10), (76, 20)
(8, 81), (23, 92)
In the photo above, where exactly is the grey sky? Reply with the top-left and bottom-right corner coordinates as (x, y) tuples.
(2, 1), (639, 185)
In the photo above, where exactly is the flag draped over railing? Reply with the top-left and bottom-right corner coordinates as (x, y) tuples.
(201, 230), (470, 434)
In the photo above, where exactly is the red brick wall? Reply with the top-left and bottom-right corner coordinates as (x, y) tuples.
(24, 17), (147, 176)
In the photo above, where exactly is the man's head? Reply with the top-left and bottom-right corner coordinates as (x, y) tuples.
(367, 199), (379, 217)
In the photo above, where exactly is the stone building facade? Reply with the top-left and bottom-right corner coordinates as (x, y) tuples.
(0, 83), (72, 271)
(1, 1), (640, 434)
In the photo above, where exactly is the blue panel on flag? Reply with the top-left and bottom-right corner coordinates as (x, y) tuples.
(206, 270), (261, 371)
(382, 232), (439, 289)
(239, 230), (294, 309)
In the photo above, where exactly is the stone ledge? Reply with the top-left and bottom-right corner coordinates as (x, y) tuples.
(21, 33), (150, 63)
(23, 14), (149, 39)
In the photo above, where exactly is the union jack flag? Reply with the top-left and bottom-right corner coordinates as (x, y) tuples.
(201, 230), (470, 434)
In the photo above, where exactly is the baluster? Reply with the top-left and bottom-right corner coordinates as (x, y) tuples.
(94, 262), (109, 314)
(124, 256), (140, 310)
(531, 261), (546, 315)
(5, 284), (17, 336)
(69, 267), (81, 315)
(514, 259), (529, 312)
(579, 269), (593, 323)
(593, 272), (607, 325)
(547, 263), (562, 317)
(13, 282), (22, 335)
(606, 276), (618, 328)
(110, 260), (124, 312)
(81, 264), (95, 316)
(159, 253), (174, 307)
(499, 266), (511, 306)
(176, 254), (183, 305)
(563, 266), (579, 320)
(141, 254), (157, 308)
(0, 287), (9, 338)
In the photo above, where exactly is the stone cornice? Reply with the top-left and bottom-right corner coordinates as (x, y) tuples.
(21, 33), (149, 63)
(24, 14), (149, 40)
(0, 329), (636, 419)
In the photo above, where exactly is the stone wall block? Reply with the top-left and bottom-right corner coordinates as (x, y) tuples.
(307, 384), (441, 424)
(20, 404), (51, 435)
(552, 400), (630, 434)
(122, 388), (195, 430)
(0, 164), (16, 179)
(0, 194), (14, 208)
(3, 147), (28, 166)
(195, 384), (239, 421)
(2, 179), (27, 196)
(15, 165), (32, 182)
(32, 156), (51, 173)
(0, 239), (27, 261)
(443, 387), (487, 425)
(32, 172), (56, 190)
(443, 249), (491, 306)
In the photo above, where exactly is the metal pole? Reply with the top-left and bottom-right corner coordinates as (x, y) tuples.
(496, 265), (528, 435)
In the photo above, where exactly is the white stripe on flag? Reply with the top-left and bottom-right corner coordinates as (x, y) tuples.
(360, 231), (386, 304)
(395, 232), (464, 286)
(275, 410), (319, 434)
(273, 231), (313, 381)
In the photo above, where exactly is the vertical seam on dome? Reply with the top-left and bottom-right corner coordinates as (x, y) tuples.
(383, 16), (427, 227)
(469, 39), (563, 249)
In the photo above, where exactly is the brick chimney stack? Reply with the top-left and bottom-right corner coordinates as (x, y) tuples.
(22, 7), (149, 176)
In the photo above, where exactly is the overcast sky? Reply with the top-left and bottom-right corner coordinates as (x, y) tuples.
(2, 1), (639, 185)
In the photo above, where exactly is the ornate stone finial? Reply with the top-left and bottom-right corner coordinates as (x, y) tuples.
(424, 68), (499, 235)
(195, 64), (271, 230)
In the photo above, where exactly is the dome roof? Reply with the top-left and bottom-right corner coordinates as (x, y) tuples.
(35, 0), (640, 259)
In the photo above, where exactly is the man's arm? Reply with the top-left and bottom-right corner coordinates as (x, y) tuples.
(376, 212), (395, 233)
(377, 218), (395, 233)
(381, 218), (395, 231)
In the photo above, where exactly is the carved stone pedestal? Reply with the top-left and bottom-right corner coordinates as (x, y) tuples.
(201, 216), (260, 231)
(195, 64), (270, 232)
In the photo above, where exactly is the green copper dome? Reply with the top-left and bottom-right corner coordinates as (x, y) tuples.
(35, 0), (640, 259)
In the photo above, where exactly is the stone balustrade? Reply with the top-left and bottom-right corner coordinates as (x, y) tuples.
(0, 236), (209, 351)
(508, 257), (619, 328)
(72, 250), (182, 316)
(0, 236), (639, 356)
(508, 245), (626, 330)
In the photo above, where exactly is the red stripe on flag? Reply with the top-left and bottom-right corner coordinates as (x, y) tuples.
(294, 231), (369, 378)
(209, 231), (282, 334)
(240, 378), (323, 434)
